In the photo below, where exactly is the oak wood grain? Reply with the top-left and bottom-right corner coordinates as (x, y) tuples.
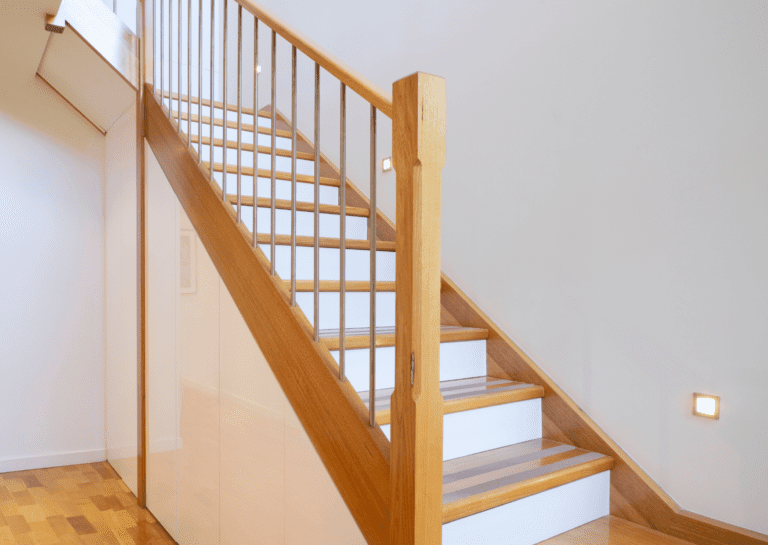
(145, 86), (391, 545)
(390, 72), (446, 545)
(225, 194), (369, 217)
(190, 134), (316, 161)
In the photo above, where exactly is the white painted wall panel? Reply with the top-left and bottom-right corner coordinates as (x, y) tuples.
(105, 104), (138, 494)
(0, 77), (106, 472)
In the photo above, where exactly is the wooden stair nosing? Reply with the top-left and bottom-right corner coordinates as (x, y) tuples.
(205, 162), (340, 187)
(362, 377), (545, 426)
(190, 134), (317, 161)
(284, 280), (396, 293)
(253, 233), (395, 252)
(441, 440), (615, 524)
(320, 326), (489, 351)
(162, 90), (270, 119)
(226, 194), (369, 217)
(179, 111), (291, 138)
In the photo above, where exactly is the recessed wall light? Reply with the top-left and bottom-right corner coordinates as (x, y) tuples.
(693, 393), (720, 420)
(256, 65), (262, 74)
(382, 157), (392, 172)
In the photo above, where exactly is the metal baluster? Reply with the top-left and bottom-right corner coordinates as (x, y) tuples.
(177, 0), (181, 131)
(152, 0), (156, 91)
(222, 0), (228, 200)
(252, 17), (258, 248)
(290, 45), (297, 305)
(313, 62), (320, 342)
(369, 105), (377, 427)
(187, 0), (191, 146)
(236, 5), (242, 223)
(208, 0), (214, 178)
(197, 0), (202, 163)
(269, 31), (276, 274)
(160, 0), (164, 113)
(339, 83), (346, 381)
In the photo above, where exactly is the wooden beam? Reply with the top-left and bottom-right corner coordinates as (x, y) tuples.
(144, 86), (391, 545)
(390, 72), (446, 545)
(136, 0), (147, 509)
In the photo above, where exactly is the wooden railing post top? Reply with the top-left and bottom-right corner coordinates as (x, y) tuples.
(392, 72), (446, 171)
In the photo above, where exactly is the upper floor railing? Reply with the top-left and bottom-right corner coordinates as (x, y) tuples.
(139, 0), (446, 542)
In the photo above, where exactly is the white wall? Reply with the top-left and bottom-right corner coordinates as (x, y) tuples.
(0, 76), (106, 472)
(104, 103), (138, 493)
(247, 0), (768, 535)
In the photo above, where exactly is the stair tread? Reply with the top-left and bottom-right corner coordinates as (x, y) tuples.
(204, 161), (340, 187)
(284, 280), (396, 292)
(225, 194), (369, 217)
(162, 91), (272, 119)
(254, 233), (395, 251)
(180, 112), (292, 137)
(320, 325), (488, 350)
(359, 376), (545, 425)
(190, 134), (316, 161)
(442, 438), (614, 523)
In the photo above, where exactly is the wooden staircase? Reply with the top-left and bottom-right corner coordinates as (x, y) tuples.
(148, 87), (618, 544)
(139, 1), (768, 543)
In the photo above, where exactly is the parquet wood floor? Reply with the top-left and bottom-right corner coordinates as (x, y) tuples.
(0, 462), (176, 545)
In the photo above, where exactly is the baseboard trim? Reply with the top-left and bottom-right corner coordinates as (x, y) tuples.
(0, 449), (106, 473)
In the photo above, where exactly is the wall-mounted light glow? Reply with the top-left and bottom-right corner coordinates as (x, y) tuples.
(256, 65), (262, 74)
(693, 393), (720, 420)
(382, 157), (392, 172)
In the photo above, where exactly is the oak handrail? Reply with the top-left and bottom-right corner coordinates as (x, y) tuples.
(234, 0), (393, 119)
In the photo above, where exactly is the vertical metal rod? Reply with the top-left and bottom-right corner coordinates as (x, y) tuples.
(236, 5), (242, 223)
(369, 105), (377, 427)
(269, 30), (276, 274)
(197, 0), (202, 163)
(168, 0), (172, 119)
(339, 82), (346, 381)
(177, 0), (181, 131)
(252, 18), (258, 248)
(160, 0), (164, 113)
(290, 45), (297, 305)
(187, 0), (191, 147)
(209, 0), (214, 178)
(152, 0), (156, 91)
(113, 0), (116, 14)
(313, 62), (320, 342)
(222, 0), (228, 200)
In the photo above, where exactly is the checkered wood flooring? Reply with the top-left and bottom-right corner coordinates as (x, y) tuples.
(0, 462), (175, 545)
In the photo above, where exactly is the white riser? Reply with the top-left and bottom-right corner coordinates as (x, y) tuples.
(232, 207), (367, 240)
(295, 291), (395, 330)
(333, 340), (486, 392)
(442, 471), (610, 545)
(380, 399), (542, 461)
(196, 147), (315, 177)
(210, 172), (340, 206)
(164, 98), (270, 127)
(261, 243), (395, 282)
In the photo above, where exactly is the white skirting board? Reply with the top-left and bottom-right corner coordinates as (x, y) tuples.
(442, 470), (611, 545)
(0, 449), (106, 473)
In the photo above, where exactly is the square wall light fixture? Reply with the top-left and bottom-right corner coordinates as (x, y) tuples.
(693, 393), (720, 420)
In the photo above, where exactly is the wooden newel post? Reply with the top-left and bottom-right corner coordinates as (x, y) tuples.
(390, 72), (446, 545)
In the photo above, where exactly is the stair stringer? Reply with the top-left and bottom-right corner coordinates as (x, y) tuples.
(143, 85), (391, 545)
